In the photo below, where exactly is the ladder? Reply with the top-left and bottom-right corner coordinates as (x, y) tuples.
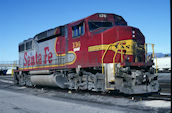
(102, 42), (125, 90)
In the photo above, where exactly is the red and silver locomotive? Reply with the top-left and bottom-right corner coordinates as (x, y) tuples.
(14, 13), (159, 94)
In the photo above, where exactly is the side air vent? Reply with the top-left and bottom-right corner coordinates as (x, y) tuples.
(35, 26), (65, 43)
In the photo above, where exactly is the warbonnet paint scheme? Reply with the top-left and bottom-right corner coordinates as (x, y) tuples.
(14, 13), (159, 94)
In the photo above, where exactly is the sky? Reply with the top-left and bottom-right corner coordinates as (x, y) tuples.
(0, 0), (170, 61)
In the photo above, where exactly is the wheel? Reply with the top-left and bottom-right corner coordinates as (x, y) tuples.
(13, 72), (19, 85)
(18, 74), (26, 86)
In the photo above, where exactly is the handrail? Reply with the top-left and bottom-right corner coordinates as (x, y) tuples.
(112, 49), (118, 75)
(155, 54), (158, 74)
(120, 43), (124, 63)
(101, 44), (114, 90)
(144, 43), (147, 62)
(102, 41), (157, 90)
(113, 43), (124, 75)
(144, 43), (158, 74)
(11, 63), (15, 76)
(102, 42), (125, 74)
(102, 42), (125, 90)
(101, 44), (113, 74)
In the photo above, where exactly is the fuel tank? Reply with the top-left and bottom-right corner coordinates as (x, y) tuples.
(30, 74), (68, 88)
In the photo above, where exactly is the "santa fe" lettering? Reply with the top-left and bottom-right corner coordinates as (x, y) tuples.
(24, 47), (53, 66)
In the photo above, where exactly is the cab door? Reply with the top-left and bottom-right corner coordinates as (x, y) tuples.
(68, 20), (88, 67)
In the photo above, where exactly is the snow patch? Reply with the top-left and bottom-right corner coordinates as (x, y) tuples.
(142, 100), (171, 108)
(0, 79), (13, 84)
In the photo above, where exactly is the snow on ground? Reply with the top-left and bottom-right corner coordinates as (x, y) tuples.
(0, 79), (13, 84)
(141, 100), (171, 108)
(0, 88), (171, 113)
(0, 89), (144, 113)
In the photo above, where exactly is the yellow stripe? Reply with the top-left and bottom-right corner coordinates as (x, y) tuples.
(54, 37), (77, 64)
(88, 39), (135, 55)
(19, 60), (74, 70)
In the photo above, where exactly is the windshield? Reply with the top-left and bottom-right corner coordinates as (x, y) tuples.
(88, 21), (113, 31)
(114, 16), (127, 26)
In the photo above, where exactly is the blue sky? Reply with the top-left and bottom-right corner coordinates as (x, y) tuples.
(0, 0), (170, 61)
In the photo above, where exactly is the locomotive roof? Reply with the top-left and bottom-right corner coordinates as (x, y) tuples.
(19, 38), (33, 45)
(19, 13), (123, 45)
(68, 13), (121, 24)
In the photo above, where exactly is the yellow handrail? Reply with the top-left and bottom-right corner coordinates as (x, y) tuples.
(102, 42), (124, 74)
(102, 42), (124, 90)
(120, 44), (124, 63)
(144, 43), (147, 62)
(113, 49), (118, 75)
(155, 54), (158, 74)
(144, 43), (158, 74)
(152, 44), (154, 58)
(101, 41), (126, 90)
(101, 44), (113, 74)
(11, 63), (16, 76)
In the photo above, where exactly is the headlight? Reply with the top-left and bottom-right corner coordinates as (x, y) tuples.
(132, 30), (135, 34)
(132, 34), (135, 38)
(132, 30), (135, 38)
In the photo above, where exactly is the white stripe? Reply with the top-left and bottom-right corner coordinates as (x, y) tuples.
(0, 79), (13, 84)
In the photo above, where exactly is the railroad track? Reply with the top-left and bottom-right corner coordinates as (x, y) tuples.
(0, 75), (171, 102)
(145, 93), (171, 101)
(0, 75), (13, 80)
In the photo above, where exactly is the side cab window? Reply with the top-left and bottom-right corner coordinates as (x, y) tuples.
(72, 22), (84, 38)
(19, 44), (25, 52)
(26, 41), (32, 50)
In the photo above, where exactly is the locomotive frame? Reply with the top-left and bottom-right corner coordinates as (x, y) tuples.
(14, 13), (159, 94)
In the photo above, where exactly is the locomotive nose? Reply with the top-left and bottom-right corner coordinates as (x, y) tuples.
(103, 26), (130, 40)
(102, 26), (145, 45)
(101, 26), (145, 63)
(131, 27), (145, 44)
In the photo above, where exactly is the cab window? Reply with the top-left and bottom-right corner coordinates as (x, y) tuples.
(72, 22), (84, 38)
(88, 21), (113, 31)
(114, 16), (127, 26)
(19, 44), (25, 52)
(26, 41), (32, 50)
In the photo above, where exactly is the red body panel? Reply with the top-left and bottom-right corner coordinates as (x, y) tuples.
(19, 13), (147, 71)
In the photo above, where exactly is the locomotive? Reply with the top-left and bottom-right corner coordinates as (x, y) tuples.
(14, 13), (159, 94)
